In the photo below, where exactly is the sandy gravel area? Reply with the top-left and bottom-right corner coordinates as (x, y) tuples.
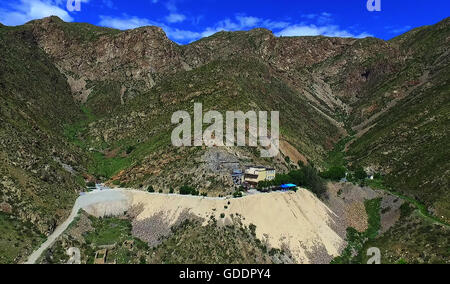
(119, 189), (345, 264)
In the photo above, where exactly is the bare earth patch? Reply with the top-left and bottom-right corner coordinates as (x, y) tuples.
(119, 189), (345, 264)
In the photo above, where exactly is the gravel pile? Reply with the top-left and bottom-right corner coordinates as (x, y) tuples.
(128, 206), (202, 248)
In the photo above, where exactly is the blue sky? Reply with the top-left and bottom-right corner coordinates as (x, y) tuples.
(0, 0), (448, 44)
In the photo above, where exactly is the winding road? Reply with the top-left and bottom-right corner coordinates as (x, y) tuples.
(25, 188), (128, 264)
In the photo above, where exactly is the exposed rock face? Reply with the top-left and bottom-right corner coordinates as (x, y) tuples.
(29, 17), (186, 104)
(25, 17), (396, 122)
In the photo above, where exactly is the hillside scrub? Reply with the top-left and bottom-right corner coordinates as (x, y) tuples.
(320, 166), (347, 181)
(331, 198), (381, 264)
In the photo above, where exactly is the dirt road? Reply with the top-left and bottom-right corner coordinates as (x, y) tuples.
(24, 189), (128, 264)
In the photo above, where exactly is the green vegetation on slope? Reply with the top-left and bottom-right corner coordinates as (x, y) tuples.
(347, 69), (450, 221)
(147, 219), (278, 264)
(41, 212), (149, 264)
(331, 198), (381, 264)
(359, 202), (450, 264)
(41, 212), (281, 264)
(0, 24), (85, 262)
(0, 213), (45, 264)
(257, 165), (327, 198)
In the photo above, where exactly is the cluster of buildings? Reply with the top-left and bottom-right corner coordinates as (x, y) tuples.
(232, 166), (276, 187)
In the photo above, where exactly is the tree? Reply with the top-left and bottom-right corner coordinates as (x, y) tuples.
(125, 145), (136, 154)
(354, 167), (367, 180)
(273, 174), (290, 186)
(233, 191), (243, 198)
(180, 185), (199, 196)
(86, 181), (95, 187)
(257, 181), (271, 191)
(320, 166), (346, 181)
(288, 170), (305, 185)
(302, 166), (327, 198)
(179, 185), (191, 195)
(147, 186), (155, 193)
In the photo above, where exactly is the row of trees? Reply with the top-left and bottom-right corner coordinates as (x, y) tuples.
(257, 165), (327, 198)
(179, 185), (200, 196)
(319, 166), (346, 181)
(319, 165), (381, 186)
(146, 185), (202, 196)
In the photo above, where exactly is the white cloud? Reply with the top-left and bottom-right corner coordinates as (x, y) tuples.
(198, 15), (288, 35)
(0, 0), (74, 26)
(236, 15), (261, 28)
(165, 0), (177, 13)
(262, 19), (290, 30)
(101, 0), (114, 9)
(97, 13), (372, 44)
(165, 13), (186, 23)
(166, 28), (201, 41)
(386, 25), (412, 34)
(98, 15), (155, 30)
(277, 24), (372, 38)
(97, 14), (203, 43)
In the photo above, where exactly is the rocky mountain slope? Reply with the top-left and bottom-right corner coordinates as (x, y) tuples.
(0, 24), (88, 262)
(0, 16), (448, 263)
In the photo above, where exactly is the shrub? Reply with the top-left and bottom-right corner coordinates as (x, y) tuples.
(233, 191), (243, 198)
(255, 166), (326, 197)
(301, 166), (327, 198)
(257, 180), (272, 191)
(354, 167), (367, 180)
(147, 186), (155, 193)
(125, 145), (136, 155)
(288, 170), (305, 185)
(180, 185), (199, 196)
(320, 166), (346, 181)
(86, 181), (96, 187)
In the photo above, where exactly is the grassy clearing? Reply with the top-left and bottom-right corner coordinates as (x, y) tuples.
(324, 135), (353, 169)
(63, 103), (170, 179)
(84, 216), (132, 246)
(87, 131), (170, 179)
(41, 213), (149, 264)
(87, 151), (132, 179)
(63, 105), (96, 148)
